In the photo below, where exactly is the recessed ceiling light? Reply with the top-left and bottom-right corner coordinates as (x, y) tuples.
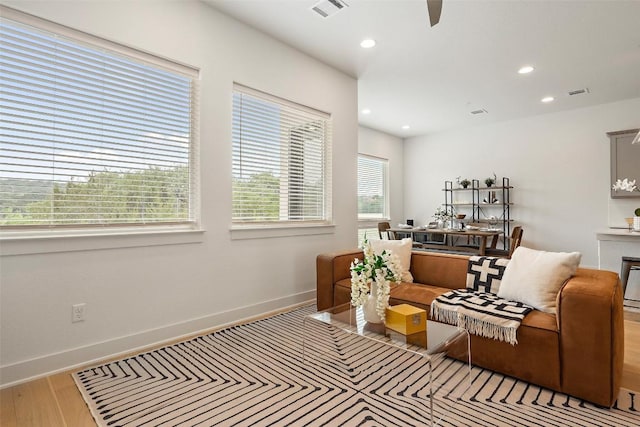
(360, 39), (376, 49)
(361, 108), (371, 115)
(518, 65), (534, 74)
(401, 125), (410, 130)
(541, 96), (554, 103)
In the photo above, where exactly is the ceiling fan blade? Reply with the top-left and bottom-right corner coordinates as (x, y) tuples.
(427, 0), (442, 27)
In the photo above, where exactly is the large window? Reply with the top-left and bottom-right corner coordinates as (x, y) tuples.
(232, 84), (332, 225)
(357, 155), (388, 220)
(0, 13), (198, 229)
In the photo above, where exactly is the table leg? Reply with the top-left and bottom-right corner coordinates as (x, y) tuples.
(479, 236), (487, 255)
(489, 234), (499, 249)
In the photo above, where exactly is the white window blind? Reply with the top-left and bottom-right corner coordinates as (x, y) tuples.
(357, 155), (388, 220)
(232, 84), (332, 225)
(357, 227), (379, 246)
(0, 14), (198, 228)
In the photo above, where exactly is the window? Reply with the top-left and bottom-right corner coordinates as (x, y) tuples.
(357, 155), (388, 220)
(232, 84), (332, 226)
(357, 227), (378, 246)
(0, 13), (198, 229)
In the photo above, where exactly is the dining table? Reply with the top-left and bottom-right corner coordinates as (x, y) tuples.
(388, 226), (504, 256)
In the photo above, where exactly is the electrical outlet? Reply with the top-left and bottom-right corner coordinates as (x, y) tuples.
(72, 303), (86, 323)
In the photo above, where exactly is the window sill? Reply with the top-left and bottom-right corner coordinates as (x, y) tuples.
(0, 226), (205, 256)
(358, 218), (389, 227)
(230, 223), (335, 240)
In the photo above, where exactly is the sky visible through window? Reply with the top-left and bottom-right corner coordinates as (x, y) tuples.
(232, 93), (281, 181)
(358, 155), (386, 219)
(0, 18), (194, 226)
(232, 88), (327, 223)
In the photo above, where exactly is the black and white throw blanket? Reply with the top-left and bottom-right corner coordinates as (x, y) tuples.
(430, 288), (533, 345)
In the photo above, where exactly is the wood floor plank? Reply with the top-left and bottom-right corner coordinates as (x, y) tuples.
(11, 378), (65, 427)
(1, 386), (18, 427)
(622, 319), (640, 391)
(49, 373), (95, 427)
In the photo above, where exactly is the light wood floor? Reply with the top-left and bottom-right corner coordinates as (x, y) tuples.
(2, 318), (640, 426)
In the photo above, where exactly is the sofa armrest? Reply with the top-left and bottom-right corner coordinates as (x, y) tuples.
(557, 268), (624, 407)
(316, 249), (363, 311)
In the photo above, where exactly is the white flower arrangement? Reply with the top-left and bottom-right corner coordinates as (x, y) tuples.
(612, 178), (638, 193)
(432, 207), (452, 222)
(350, 240), (402, 321)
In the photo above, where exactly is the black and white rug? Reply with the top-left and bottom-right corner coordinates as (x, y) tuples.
(74, 306), (639, 426)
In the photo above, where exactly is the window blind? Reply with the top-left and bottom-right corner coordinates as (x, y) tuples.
(0, 15), (198, 227)
(357, 155), (387, 220)
(232, 84), (332, 224)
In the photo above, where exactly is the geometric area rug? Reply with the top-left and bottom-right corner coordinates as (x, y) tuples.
(74, 305), (640, 426)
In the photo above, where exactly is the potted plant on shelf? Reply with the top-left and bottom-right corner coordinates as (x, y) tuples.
(460, 178), (471, 189)
(484, 173), (497, 188)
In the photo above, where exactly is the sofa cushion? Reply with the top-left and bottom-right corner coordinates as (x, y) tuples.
(370, 238), (413, 282)
(498, 246), (581, 314)
(410, 251), (469, 289)
(389, 283), (452, 311)
(333, 278), (452, 311)
(334, 278), (353, 307)
(470, 319), (560, 391)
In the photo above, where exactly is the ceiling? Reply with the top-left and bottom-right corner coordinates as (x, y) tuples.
(204, 0), (640, 138)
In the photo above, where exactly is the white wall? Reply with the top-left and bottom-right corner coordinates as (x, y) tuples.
(404, 97), (640, 268)
(0, 1), (358, 386)
(358, 126), (405, 226)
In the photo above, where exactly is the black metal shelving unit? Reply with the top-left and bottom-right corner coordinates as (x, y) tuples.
(443, 177), (513, 250)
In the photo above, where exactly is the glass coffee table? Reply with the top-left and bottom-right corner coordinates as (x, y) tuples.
(303, 303), (471, 426)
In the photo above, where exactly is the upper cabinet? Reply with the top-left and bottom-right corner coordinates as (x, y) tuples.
(609, 129), (640, 198)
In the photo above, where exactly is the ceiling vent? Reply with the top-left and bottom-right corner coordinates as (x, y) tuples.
(568, 88), (590, 96)
(470, 109), (488, 115)
(311, 0), (348, 18)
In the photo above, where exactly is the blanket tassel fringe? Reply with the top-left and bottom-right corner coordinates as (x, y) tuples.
(430, 304), (518, 345)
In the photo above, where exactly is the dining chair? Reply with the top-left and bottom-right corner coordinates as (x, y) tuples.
(485, 226), (523, 258)
(377, 221), (396, 240)
(620, 256), (640, 298)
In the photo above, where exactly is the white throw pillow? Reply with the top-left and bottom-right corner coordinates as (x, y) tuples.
(497, 246), (581, 314)
(370, 238), (414, 283)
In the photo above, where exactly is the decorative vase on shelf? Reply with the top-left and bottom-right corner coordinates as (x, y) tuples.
(363, 280), (384, 323)
(634, 216), (640, 232)
(625, 217), (633, 231)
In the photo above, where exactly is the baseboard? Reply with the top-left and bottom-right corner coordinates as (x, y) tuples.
(0, 290), (316, 388)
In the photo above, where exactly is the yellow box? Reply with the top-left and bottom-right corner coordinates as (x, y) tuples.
(385, 304), (426, 335)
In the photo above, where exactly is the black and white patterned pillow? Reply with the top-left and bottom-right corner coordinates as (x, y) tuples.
(466, 256), (510, 294)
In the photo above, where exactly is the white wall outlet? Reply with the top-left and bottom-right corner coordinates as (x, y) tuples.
(72, 303), (86, 323)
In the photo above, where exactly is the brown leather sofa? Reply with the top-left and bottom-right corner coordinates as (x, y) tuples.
(316, 249), (624, 407)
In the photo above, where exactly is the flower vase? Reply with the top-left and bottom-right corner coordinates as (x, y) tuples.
(634, 216), (640, 232)
(363, 280), (384, 324)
